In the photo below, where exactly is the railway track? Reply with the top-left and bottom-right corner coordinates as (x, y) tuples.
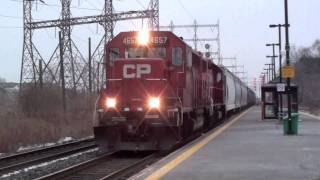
(37, 151), (159, 180)
(0, 138), (97, 175)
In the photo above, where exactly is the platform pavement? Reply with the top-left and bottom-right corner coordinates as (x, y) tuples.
(131, 106), (320, 180)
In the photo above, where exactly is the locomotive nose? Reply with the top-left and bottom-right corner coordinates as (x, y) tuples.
(110, 58), (167, 111)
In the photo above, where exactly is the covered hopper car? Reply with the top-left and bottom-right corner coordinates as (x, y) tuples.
(94, 30), (256, 151)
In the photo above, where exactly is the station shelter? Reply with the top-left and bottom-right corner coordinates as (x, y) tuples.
(261, 82), (298, 120)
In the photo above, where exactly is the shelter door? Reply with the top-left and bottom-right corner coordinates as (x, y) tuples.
(263, 90), (278, 119)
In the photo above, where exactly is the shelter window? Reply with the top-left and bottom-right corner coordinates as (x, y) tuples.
(172, 47), (182, 66)
(109, 48), (119, 65)
(125, 48), (145, 58)
(148, 48), (166, 58)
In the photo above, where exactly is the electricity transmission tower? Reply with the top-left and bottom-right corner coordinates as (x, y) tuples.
(160, 20), (221, 64)
(20, 0), (159, 92)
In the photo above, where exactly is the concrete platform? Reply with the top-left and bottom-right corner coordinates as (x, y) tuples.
(131, 107), (320, 180)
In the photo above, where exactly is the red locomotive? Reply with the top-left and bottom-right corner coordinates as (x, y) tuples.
(94, 30), (255, 151)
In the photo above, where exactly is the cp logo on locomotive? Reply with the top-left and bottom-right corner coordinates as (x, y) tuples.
(123, 64), (151, 78)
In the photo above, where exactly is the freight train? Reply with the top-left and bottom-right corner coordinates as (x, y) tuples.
(93, 30), (256, 151)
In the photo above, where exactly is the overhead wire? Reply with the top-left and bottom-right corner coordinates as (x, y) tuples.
(174, 0), (204, 49)
(0, 14), (23, 20)
(10, 0), (102, 12)
(176, 0), (194, 20)
(136, 0), (147, 9)
(0, 26), (23, 29)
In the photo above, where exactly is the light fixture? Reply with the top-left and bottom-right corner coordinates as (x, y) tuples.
(137, 29), (150, 45)
(149, 97), (160, 109)
(106, 98), (116, 108)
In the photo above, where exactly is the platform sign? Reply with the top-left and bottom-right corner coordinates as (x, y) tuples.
(281, 65), (295, 78)
(277, 83), (286, 92)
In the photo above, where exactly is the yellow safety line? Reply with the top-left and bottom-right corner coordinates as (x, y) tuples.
(145, 108), (251, 180)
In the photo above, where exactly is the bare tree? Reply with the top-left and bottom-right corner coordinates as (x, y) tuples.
(293, 39), (320, 111)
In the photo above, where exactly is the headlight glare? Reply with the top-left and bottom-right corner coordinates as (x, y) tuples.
(106, 98), (116, 108)
(149, 97), (160, 109)
(137, 29), (150, 45)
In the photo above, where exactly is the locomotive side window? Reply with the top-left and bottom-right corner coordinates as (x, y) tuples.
(216, 72), (222, 82)
(109, 48), (119, 65)
(172, 47), (182, 66)
(186, 48), (192, 68)
(148, 48), (166, 58)
(125, 48), (145, 58)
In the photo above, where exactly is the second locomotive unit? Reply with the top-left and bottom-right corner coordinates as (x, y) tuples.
(94, 30), (255, 151)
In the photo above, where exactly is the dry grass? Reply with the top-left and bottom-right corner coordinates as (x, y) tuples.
(0, 86), (96, 152)
(0, 111), (92, 152)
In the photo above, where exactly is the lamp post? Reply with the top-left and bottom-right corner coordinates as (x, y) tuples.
(261, 73), (267, 85)
(284, 0), (292, 131)
(269, 24), (286, 120)
(266, 43), (279, 80)
(266, 56), (278, 81)
(264, 68), (270, 83)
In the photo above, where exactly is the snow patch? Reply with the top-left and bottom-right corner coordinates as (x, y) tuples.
(57, 137), (74, 144)
(79, 135), (94, 141)
(17, 136), (75, 152)
(1, 148), (98, 178)
(17, 142), (56, 152)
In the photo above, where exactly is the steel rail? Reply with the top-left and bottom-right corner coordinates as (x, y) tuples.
(37, 151), (158, 180)
(36, 151), (118, 180)
(0, 138), (96, 175)
(101, 153), (157, 180)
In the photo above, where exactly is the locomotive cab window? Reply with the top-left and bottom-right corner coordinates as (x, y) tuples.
(125, 47), (166, 59)
(125, 48), (145, 58)
(148, 47), (166, 58)
(172, 47), (182, 66)
(109, 48), (119, 65)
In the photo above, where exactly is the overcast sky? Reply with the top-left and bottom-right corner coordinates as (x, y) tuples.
(0, 0), (319, 86)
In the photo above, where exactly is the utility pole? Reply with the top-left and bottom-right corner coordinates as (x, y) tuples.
(272, 45), (276, 78)
(59, 31), (66, 113)
(264, 68), (270, 83)
(284, 0), (292, 131)
(88, 37), (92, 93)
(265, 64), (272, 82)
(269, 24), (286, 119)
(266, 43), (279, 80)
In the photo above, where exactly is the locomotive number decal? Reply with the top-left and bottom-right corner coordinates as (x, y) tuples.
(123, 36), (168, 45)
(123, 64), (151, 78)
(150, 37), (168, 44)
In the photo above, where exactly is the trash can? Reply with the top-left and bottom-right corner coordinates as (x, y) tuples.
(283, 113), (299, 135)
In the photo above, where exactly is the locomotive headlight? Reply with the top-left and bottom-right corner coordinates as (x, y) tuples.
(149, 97), (160, 109)
(137, 29), (150, 45)
(106, 98), (116, 108)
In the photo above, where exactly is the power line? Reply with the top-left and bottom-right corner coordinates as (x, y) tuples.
(0, 14), (23, 20)
(176, 0), (194, 20)
(0, 13), (46, 21)
(83, 0), (103, 11)
(136, 0), (147, 9)
(11, 0), (102, 11)
(0, 26), (23, 29)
